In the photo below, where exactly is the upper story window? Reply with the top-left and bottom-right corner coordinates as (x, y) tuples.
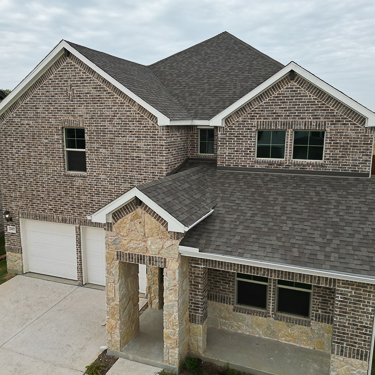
(276, 280), (312, 318)
(236, 273), (268, 310)
(199, 128), (215, 155)
(293, 131), (325, 160)
(257, 130), (286, 159)
(65, 128), (86, 172)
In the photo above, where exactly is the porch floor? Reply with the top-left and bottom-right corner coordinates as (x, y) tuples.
(119, 308), (165, 368)
(201, 326), (330, 375)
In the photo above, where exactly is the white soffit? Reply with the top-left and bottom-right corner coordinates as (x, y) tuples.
(89, 187), (186, 233)
(178, 246), (375, 285)
(0, 40), (171, 126)
(209, 61), (375, 128)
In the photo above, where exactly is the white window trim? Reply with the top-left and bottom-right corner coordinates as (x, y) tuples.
(235, 273), (269, 311)
(291, 130), (326, 162)
(255, 130), (287, 160)
(198, 128), (215, 156)
(276, 281), (313, 319)
(64, 128), (87, 173)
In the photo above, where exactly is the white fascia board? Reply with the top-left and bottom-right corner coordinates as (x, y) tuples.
(178, 247), (375, 285)
(209, 61), (375, 127)
(0, 41), (171, 126)
(89, 187), (185, 233)
(169, 120), (211, 126)
(0, 43), (65, 116)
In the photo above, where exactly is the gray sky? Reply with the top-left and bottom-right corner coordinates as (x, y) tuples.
(1, 0), (374, 111)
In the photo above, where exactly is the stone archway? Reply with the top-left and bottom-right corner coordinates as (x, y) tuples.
(105, 201), (189, 367)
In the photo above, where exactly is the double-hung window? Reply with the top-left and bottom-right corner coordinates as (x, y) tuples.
(199, 129), (215, 155)
(276, 280), (312, 318)
(236, 273), (268, 310)
(65, 128), (86, 172)
(293, 131), (325, 160)
(257, 131), (286, 159)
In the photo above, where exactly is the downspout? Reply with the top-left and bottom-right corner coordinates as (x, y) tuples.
(369, 131), (375, 178)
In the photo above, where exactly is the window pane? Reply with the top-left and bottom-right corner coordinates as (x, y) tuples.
(309, 132), (324, 146)
(294, 131), (309, 145)
(207, 129), (215, 142)
(278, 280), (294, 287)
(308, 146), (324, 160)
(237, 280), (267, 309)
(66, 138), (76, 149)
(293, 146), (308, 159)
(75, 128), (85, 139)
(67, 151), (86, 172)
(252, 276), (268, 283)
(257, 131), (271, 145)
(271, 131), (285, 145)
(76, 139), (86, 149)
(200, 129), (207, 142)
(200, 142), (207, 154)
(277, 287), (310, 317)
(207, 142), (215, 154)
(271, 145), (285, 159)
(65, 128), (76, 138)
(257, 145), (270, 158)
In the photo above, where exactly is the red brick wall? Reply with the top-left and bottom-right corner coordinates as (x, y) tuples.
(218, 75), (373, 174)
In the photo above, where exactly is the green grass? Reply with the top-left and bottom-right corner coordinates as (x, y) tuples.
(0, 232), (5, 256)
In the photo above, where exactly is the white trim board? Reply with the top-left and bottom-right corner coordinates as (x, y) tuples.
(209, 61), (375, 128)
(179, 246), (375, 285)
(0, 40), (171, 126)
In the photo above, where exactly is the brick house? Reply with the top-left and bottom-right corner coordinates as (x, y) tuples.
(1, 32), (375, 374)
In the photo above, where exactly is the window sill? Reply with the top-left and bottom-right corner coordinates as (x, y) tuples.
(64, 171), (87, 178)
(274, 312), (311, 327)
(291, 159), (324, 164)
(234, 305), (268, 318)
(255, 158), (285, 164)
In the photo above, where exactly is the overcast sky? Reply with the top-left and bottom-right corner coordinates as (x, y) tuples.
(1, 0), (374, 111)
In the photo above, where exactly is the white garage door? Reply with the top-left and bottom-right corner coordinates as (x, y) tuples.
(82, 226), (147, 292)
(82, 227), (106, 286)
(21, 219), (77, 280)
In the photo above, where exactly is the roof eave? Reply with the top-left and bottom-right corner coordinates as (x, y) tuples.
(209, 61), (375, 127)
(179, 246), (375, 285)
(0, 41), (171, 126)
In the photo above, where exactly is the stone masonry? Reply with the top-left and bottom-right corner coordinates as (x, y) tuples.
(105, 202), (189, 367)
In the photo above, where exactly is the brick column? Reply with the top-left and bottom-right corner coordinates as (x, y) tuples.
(147, 266), (164, 310)
(188, 258), (208, 354)
(75, 225), (83, 285)
(330, 280), (375, 375)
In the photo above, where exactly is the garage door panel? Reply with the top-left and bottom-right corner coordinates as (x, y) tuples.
(22, 219), (77, 280)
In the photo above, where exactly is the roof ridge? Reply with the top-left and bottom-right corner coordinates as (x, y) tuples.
(148, 32), (229, 67)
(223, 32), (284, 68)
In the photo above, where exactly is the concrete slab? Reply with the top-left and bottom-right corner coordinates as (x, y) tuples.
(0, 275), (78, 346)
(120, 309), (164, 366)
(0, 348), (82, 375)
(108, 358), (162, 375)
(3, 284), (106, 372)
(201, 327), (330, 375)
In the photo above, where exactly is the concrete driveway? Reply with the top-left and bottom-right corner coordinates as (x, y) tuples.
(0, 275), (106, 375)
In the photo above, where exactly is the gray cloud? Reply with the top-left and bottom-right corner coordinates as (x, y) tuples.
(1, 0), (374, 110)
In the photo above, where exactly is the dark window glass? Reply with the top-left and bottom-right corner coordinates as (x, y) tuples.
(257, 131), (286, 159)
(237, 280), (267, 309)
(199, 129), (215, 155)
(65, 128), (86, 172)
(278, 280), (312, 290)
(293, 131), (324, 160)
(277, 287), (311, 318)
(66, 151), (86, 172)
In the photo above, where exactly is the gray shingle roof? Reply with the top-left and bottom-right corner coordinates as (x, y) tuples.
(66, 42), (190, 120)
(150, 32), (284, 119)
(176, 166), (375, 278)
(67, 32), (284, 121)
(137, 167), (214, 227)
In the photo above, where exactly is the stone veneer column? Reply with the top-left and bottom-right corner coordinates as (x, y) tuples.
(106, 251), (139, 352)
(330, 280), (375, 375)
(147, 266), (163, 310)
(188, 259), (208, 355)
